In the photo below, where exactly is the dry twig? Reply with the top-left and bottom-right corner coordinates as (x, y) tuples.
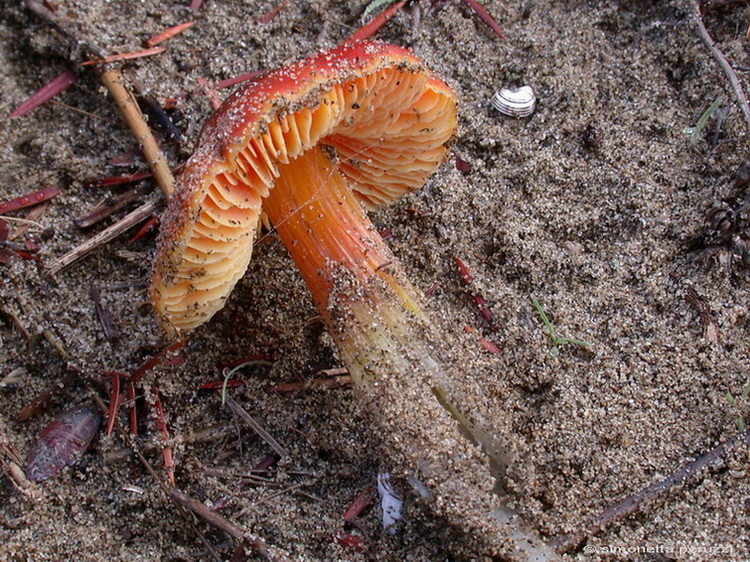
(46, 199), (160, 276)
(691, 0), (750, 133)
(224, 396), (288, 460)
(551, 428), (750, 553)
(99, 70), (174, 199)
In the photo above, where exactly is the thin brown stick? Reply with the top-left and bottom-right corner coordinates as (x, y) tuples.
(74, 185), (150, 229)
(169, 488), (244, 540)
(0, 306), (32, 342)
(169, 488), (273, 560)
(17, 368), (79, 421)
(551, 428), (750, 553)
(25, 0), (108, 59)
(87, 391), (224, 562)
(224, 396), (289, 460)
(46, 199), (159, 276)
(691, 0), (750, 132)
(99, 70), (174, 199)
(25, 6), (175, 190)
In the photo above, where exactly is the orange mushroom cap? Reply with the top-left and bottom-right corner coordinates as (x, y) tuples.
(151, 40), (458, 335)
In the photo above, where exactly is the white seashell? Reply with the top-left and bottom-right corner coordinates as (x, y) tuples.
(377, 472), (403, 535)
(491, 86), (536, 117)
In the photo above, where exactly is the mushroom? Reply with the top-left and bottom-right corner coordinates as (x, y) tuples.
(151, 40), (457, 339)
(151, 40), (544, 559)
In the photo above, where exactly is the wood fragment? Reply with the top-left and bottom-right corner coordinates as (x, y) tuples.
(691, 0), (750, 133)
(551, 428), (750, 553)
(9, 70), (78, 118)
(41, 326), (69, 360)
(74, 185), (150, 229)
(224, 395), (288, 459)
(99, 70), (174, 199)
(169, 487), (272, 560)
(0, 306), (32, 342)
(145, 21), (196, 48)
(45, 199), (160, 276)
(685, 287), (720, 343)
(9, 202), (50, 241)
(90, 285), (121, 344)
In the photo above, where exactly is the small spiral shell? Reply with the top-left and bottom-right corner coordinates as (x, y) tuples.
(490, 86), (536, 117)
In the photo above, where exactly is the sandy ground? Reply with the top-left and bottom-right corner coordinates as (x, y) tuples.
(1, 0), (749, 560)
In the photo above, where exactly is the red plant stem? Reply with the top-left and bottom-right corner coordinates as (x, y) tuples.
(85, 171), (153, 188)
(127, 381), (138, 435)
(130, 215), (159, 242)
(343, 486), (374, 521)
(478, 337), (502, 355)
(196, 77), (222, 109)
(453, 255), (474, 284)
(9, 70), (77, 118)
(256, 0), (287, 24)
(145, 21), (195, 48)
(215, 70), (265, 90)
(74, 186), (148, 229)
(106, 373), (121, 436)
(80, 46), (167, 66)
(150, 385), (175, 485)
(0, 185), (59, 213)
(453, 256), (496, 329)
(349, 0), (407, 41)
(459, 0), (506, 39)
(130, 338), (187, 382)
(198, 379), (245, 390)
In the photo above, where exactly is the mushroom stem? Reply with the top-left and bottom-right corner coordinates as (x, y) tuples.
(262, 146), (532, 558)
(262, 145), (427, 379)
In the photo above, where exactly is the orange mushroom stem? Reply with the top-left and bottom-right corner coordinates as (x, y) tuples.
(261, 144), (428, 382)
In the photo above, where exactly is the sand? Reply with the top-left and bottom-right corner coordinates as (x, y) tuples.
(1, 1), (749, 560)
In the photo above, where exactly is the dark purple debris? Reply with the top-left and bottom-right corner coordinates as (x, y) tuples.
(25, 404), (102, 482)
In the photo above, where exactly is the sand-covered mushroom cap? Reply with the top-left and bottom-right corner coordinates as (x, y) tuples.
(151, 40), (458, 335)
